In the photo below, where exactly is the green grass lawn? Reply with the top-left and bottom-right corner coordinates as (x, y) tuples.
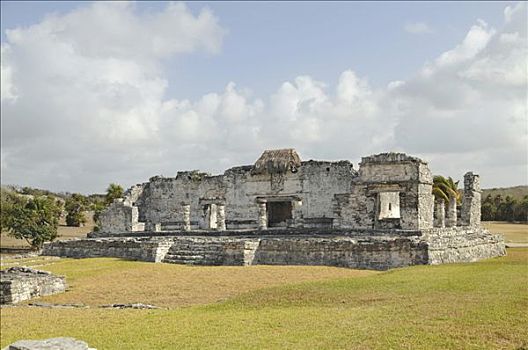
(1, 249), (527, 349)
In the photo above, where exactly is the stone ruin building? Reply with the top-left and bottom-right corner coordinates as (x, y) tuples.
(43, 149), (505, 270)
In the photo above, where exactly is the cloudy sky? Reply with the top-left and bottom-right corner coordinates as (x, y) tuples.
(1, 1), (526, 194)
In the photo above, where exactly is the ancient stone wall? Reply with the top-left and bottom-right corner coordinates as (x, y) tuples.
(42, 237), (174, 263)
(333, 185), (374, 229)
(104, 158), (357, 233)
(96, 150), (483, 236)
(424, 227), (505, 264)
(333, 153), (434, 231)
(98, 200), (143, 234)
(252, 236), (428, 270)
(43, 234), (427, 270)
(1, 267), (67, 304)
(43, 225), (505, 270)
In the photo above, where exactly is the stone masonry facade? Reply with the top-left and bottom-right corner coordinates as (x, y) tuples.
(43, 149), (505, 270)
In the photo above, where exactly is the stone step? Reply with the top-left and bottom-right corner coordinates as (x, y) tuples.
(164, 254), (206, 260)
(168, 247), (224, 252)
(164, 250), (220, 255)
(163, 258), (223, 265)
(164, 254), (224, 261)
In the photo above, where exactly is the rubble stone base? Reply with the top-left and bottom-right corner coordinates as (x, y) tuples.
(1, 267), (67, 305)
(42, 227), (505, 270)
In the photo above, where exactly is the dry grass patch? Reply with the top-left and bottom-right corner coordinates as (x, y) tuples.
(1, 250), (526, 350)
(27, 258), (376, 308)
(483, 221), (528, 242)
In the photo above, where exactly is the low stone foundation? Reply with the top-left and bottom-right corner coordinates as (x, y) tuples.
(252, 236), (429, 270)
(42, 237), (174, 263)
(0, 267), (67, 304)
(42, 227), (505, 270)
(424, 227), (506, 264)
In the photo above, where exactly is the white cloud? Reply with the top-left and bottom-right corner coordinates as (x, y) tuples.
(1, 2), (226, 191)
(404, 22), (433, 34)
(388, 3), (527, 186)
(436, 20), (495, 66)
(1, 2), (526, 192)
(0, 44), (17, 102)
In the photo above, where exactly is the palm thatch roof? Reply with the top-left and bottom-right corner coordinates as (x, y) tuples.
(251, 149), (302, 175)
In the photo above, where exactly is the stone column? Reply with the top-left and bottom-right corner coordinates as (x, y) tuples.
(434, 199), (445, 228)
(461, 172), (481, 227)
(209, 204), (217, 229)
(216, 204), (226, 231)
(292, 199), (303, 228)
(445, 196), (457, 227)
(182, 204), (191, 231)
(257, 200), (267, 230)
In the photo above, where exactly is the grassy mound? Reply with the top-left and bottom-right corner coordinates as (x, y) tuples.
(1, 250), (527, 349)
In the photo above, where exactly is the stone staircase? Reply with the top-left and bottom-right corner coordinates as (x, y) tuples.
(162, 237), (244, 265)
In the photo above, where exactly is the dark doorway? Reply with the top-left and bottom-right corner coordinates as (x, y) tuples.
(267, 201), (292, 227)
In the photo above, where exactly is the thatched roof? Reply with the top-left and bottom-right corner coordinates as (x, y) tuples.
(252, 149), (301, 175)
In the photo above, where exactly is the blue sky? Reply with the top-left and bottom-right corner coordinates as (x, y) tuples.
(1, 1), (514, 98)
(1, 1), (526, 193)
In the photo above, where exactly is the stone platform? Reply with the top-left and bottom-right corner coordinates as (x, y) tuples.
(42, 228), (505, 271)
(0, 267), (67, 304)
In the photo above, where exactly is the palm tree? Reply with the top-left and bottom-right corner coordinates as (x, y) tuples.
(105, 183), (124, 205)
(432, 176), (460, 204)
(432, 176), (460, 227)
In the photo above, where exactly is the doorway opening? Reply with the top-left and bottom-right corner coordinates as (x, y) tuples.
(267, 201), (292, 227)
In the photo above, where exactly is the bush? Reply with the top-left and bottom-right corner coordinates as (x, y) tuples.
(4, 195), (61, 249)
(64, 193), (88, 227)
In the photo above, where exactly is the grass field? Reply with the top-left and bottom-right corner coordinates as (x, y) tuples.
(1, 249), (527, 349)
(483, 221), (528, 243)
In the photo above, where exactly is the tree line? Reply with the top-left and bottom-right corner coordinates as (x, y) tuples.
(1, 184), (123, 249)
(481, 194), (528, 222)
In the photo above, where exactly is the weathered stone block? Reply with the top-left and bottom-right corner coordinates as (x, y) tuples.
(0, 267), (67, 304)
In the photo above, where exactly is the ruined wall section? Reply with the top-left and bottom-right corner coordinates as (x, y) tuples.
(43, 237), (174, 263)
(299, 161), (356, 226)
(222, 161), (356, 229)
(334, 184), (374, 229)
(124, 184), (144, 205)
(99, 199), (143, 234)
(425, 227), (505, 264)
(334, 153), (434, 230)
(224, 166), (260, 229)
(137, 173), (225, 230)
(97, 152), (436, 233)
(461, 172), (481, 227)
(223, 166), (303, 229)
(43, 227), (505, 269)
(417, 163), (434, 229)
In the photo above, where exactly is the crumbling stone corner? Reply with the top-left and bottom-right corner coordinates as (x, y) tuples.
(462, 172), (481, 227)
